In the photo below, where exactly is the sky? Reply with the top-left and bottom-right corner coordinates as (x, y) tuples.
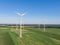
(0, 0), (60, 24)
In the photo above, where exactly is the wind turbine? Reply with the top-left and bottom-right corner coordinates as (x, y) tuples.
(42, 19), (47, 32)
(44, 23), (45, 32)
(16, 19), (18, 31)
(39, 24), (40, 29)
(39, 20), (41, 30)
(16, 11), (25, 38)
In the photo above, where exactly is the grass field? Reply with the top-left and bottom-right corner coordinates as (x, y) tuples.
(0, 27), (60, 45)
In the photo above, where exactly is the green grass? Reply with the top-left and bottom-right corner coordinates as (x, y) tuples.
(22, 28), (60, 45)
(0, 27), (60, 45)
(0, 32), (14, 45)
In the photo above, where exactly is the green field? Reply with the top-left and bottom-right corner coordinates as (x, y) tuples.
(0, 27), (60, 45)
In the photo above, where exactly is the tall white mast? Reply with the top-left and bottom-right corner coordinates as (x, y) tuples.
(42, 19), (47, 32)
(44, 23), (45, 32)
(16, 12), (25, 38)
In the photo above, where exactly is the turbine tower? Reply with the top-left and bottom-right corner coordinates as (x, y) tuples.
(39, 24), (40, 29)
(42, 19), (47, 32)
(16, 12), (25, 38)
(44, 23), (45, 32)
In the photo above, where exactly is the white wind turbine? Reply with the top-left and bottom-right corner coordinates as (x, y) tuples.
(42, 19), (47, 32)
(16, 11), (25, 38)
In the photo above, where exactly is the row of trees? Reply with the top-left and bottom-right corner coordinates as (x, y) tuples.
(0, 24), (60, 28)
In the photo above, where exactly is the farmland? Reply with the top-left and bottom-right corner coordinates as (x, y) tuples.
(0, 24), (60, 45)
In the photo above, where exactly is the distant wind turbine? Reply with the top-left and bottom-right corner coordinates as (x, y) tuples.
(42, 18), (47, 32)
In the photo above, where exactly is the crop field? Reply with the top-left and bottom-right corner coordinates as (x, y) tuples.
(0, 27), (60, 45)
